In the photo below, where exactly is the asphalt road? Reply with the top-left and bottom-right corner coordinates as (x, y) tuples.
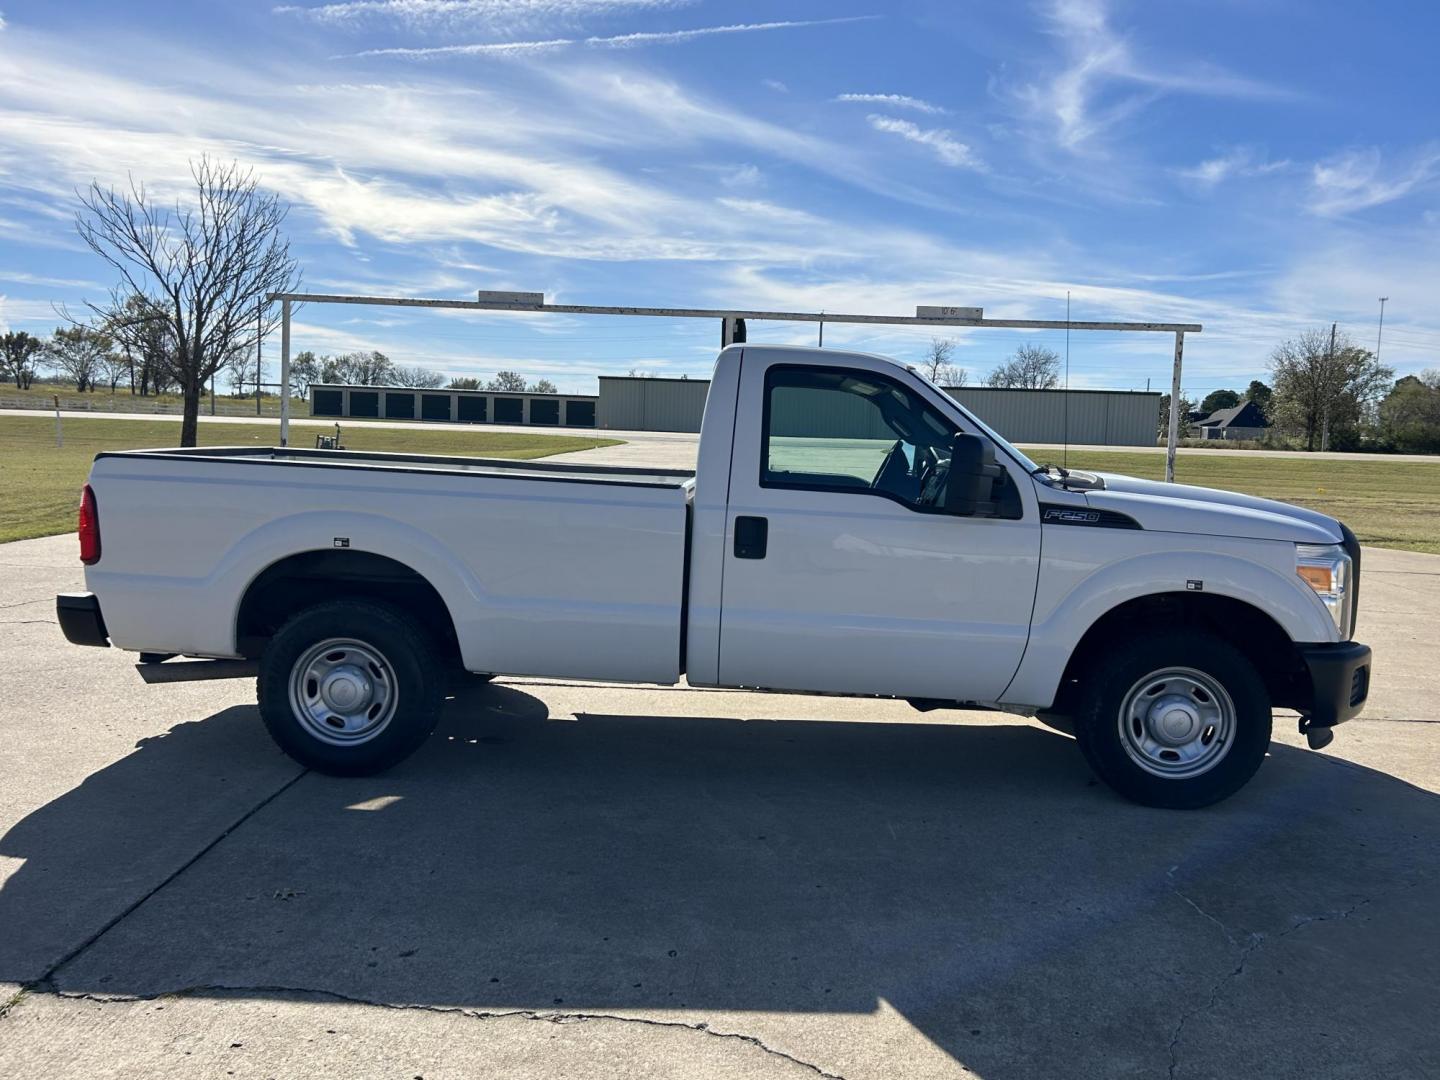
(1, 533), (1437, 1079)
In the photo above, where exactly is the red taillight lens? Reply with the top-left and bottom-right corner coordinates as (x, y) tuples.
(78, 484), (101, 565)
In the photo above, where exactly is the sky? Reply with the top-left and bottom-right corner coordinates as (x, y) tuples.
(1, 0), (1437, 396)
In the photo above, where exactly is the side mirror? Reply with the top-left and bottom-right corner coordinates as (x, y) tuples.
(944, 433), (1001, 516)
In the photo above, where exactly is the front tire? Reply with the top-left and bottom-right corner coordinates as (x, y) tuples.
(1073, 631), (1271, 809)
(257, 600), (444, 776)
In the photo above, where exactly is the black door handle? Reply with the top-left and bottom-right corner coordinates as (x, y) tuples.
(734, 516), (768, 559)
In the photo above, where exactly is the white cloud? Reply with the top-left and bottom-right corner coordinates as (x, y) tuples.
(835, 93), (947, 115)
(350, 17), (879, 58)
(762, 79), (788, 93)
(1309, 146), (1440, 216)
(275, 0), (690, 31)
(1015, 0), (1297, 152)
(867, 115), (983, 170)
(1175, 148), (1289, 188)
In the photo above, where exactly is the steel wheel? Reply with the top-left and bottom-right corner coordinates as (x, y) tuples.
(288, 637), (398, 747)
(1116, 666), (1235, 780)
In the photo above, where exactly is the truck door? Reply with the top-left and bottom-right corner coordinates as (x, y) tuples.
(717, 356), (1042, 702)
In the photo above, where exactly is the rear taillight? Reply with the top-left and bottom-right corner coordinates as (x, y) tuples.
(78, 484), (101, 565)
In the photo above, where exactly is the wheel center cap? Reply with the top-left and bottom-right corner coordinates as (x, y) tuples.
(321, 666), (372, 712)
(1149, 694), (1201, 745)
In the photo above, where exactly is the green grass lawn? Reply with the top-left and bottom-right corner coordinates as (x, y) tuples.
(0, 415), (621, 544)
(1019, 447), (1440, 555)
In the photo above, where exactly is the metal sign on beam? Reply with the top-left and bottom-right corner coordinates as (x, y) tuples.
(916, 305), (983, 320)
(476, 290), (545, 306)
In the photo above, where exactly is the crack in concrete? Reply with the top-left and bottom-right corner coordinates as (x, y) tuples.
(47, 984), (847, 1079)
(1166, 867), (1242, 950)
(1165, 897), (1373, 1079)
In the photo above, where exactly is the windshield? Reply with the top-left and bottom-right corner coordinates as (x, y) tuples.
(905, 364), (1039, 474)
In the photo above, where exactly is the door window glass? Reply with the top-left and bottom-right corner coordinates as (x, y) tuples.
(762, 366), (960, 509)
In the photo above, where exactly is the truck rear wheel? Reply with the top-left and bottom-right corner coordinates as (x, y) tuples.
(1072, 631), (1271, 809)
(257, 600), (444, 776)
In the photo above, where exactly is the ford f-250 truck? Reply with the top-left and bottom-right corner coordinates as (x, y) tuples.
(57, 344), (1371, 808)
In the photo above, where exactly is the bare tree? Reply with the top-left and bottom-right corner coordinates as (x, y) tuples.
(921, 337), (967, 386)
(487, 371), (528, 392)
(1, 331), (45, 389)
(987, 343), (1061, 389)
(46, 325), (113, 392)
(1269, 328), (1392, 451)
(323, 350), (394, 386)
(76, 158), (300, 446)
(393, 364), (446, 388)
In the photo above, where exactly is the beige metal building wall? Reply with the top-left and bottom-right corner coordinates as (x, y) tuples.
(597, 376), (710, 432)
(596, 376), (1158, 445)
(945, 388), (1158, 446)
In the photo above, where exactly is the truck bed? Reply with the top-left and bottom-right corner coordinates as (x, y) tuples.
(85, 446), (694, 684)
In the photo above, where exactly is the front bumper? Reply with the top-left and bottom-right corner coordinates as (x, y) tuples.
(1297, 640), (1371, 729)
(56, 592), (110, 648)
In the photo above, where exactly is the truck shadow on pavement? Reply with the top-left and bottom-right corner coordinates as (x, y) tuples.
(2, 681), (1438, 1078)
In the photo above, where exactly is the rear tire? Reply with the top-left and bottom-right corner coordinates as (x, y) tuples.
(257, 600), (444, 776)
(1073, 630), (1271, 809)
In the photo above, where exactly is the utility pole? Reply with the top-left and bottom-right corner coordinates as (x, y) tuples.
(256, 302), (263, 416)
(1376, 297), (1388, 365)
(1322, 321), (1337, 453)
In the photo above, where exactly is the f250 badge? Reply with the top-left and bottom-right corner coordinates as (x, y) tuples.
(1043, 508), (1100, 524)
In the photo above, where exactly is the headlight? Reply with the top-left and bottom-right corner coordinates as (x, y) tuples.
(1296, 543), (1353, 638)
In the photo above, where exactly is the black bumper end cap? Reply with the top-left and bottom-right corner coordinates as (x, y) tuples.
(56, 592), (110, 648)
(1297, 640), (1371, 730)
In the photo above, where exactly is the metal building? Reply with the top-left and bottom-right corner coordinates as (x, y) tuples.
(309, 384), (598, 427)
(595, 377), (1158, 446)
(945, 387), (1159, 446)
(595, 376), (709, 432)
(308, 377), (1159, 446)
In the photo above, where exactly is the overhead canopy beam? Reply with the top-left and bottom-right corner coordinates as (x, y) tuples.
(268, 291), (1200, 481)
(267, 292), (1202, 334)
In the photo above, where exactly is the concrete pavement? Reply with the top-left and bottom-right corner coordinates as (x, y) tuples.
(1, 532), (1438, 1079)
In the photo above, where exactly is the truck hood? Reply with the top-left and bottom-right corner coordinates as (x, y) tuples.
(1082, 472), (1344, 545)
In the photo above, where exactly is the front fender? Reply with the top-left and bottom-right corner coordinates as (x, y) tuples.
(1002, 540), (1335, 709)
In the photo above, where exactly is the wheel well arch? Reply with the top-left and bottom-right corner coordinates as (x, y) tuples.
(1049, 591), (1308, 715)
(235, 549), (461, 665)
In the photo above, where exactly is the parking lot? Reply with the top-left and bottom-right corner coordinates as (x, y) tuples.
(0, 525), (1435, 1079)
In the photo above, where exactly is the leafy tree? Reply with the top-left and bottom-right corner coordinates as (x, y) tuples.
(103, 294), (175, 396)
(531, 378), (558, 394)
(921, 337), (967, 386)
(449, 376), (481, 390)
(487, 371), (528, 392)
(1269, 328), (1393, 451)
(1378, 371), (1440, 453)
(1245, 379), (1273, 419)
(1158, 393), (1197, 441)
(987, 344), (1060, 389)
(288, 350), (320, 396)
(393, 364), (446, 388)
(1, 331), (44, 389)
(76, 157), (300, 446)
(47, 325), (113, 392)
(1199, 388), (1240, 415)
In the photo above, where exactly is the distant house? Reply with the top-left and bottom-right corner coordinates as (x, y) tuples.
(1195, 399), (1270, 441)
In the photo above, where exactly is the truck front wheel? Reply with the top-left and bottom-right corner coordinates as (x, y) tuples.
(1072, 631), (1271, 809)
(257, 600), (444, 776)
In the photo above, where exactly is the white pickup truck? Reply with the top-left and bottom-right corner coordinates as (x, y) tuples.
(57, 344), (1371, 808)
